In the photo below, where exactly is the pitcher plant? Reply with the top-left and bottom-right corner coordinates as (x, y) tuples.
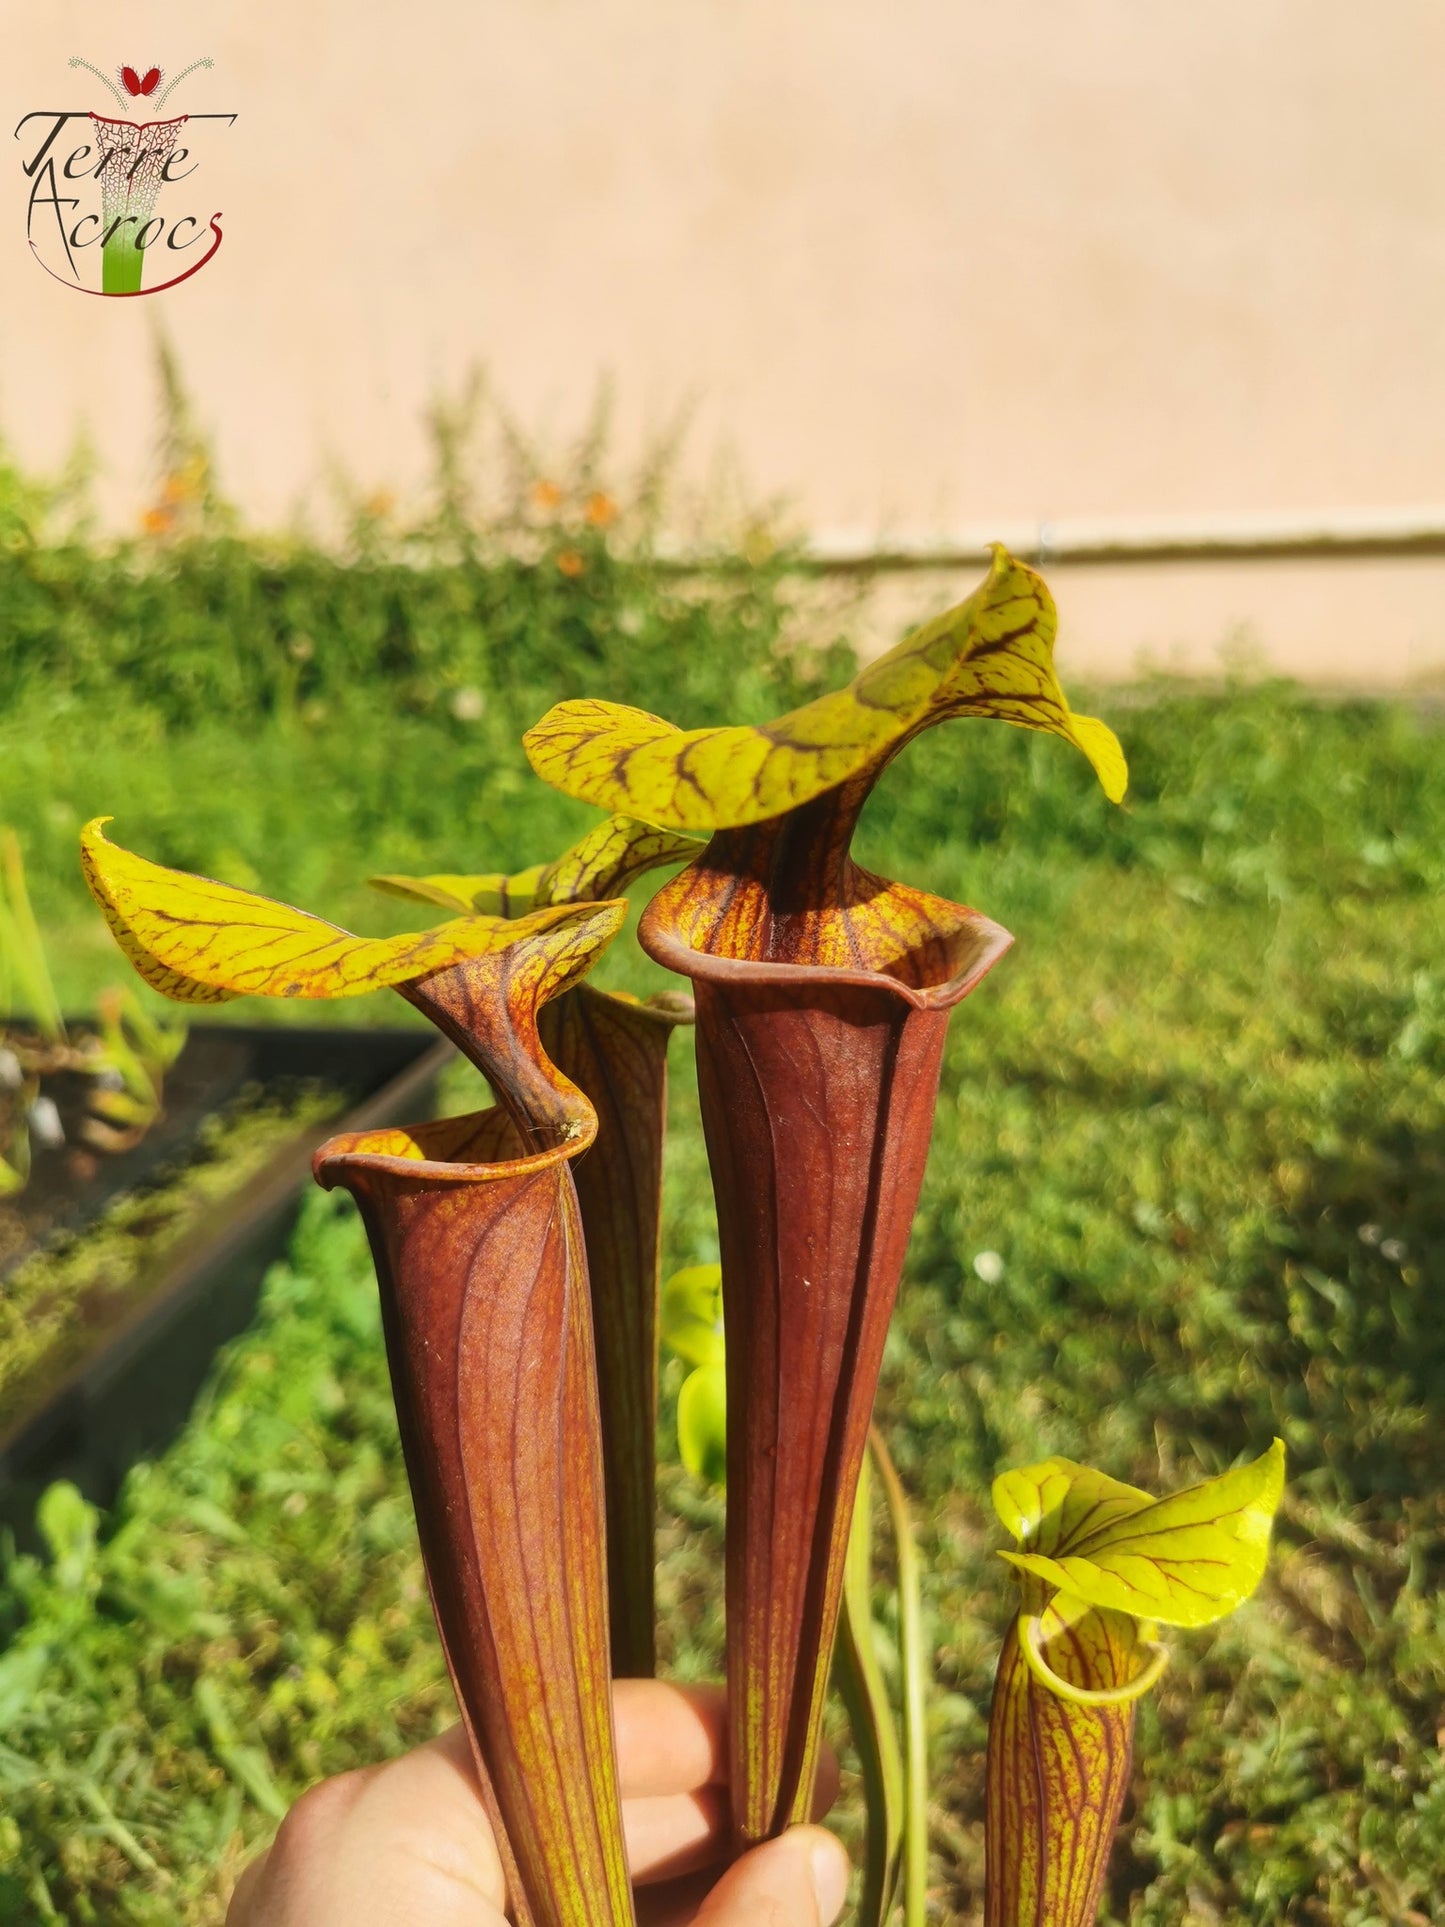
(369, 813), (701, 1678)
(77, 541), (1291, 1925)
(525, 545), (1127, 1848)
(80, 820), (636, 1927)
(986, 1440), (1285, 1926)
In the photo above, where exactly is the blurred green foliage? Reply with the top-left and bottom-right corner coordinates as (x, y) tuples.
(0, 1196), (451, 1925)
(0, 513), (1443, 1922)
(0, 1084), (336, 1427)
(0, 509), (849, 1017)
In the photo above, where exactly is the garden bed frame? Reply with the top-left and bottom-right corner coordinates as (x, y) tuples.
(0, 1024), (452, 1535)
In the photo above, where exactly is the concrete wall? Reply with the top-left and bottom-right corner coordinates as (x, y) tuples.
(7, 1), (1444, 683)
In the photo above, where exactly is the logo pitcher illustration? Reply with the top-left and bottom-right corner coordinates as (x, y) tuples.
(17, 57), (235, 296)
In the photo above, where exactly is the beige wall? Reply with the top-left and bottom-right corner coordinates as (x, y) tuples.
(6, 1), (1445, 682)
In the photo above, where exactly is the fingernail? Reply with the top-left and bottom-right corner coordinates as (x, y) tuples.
(809, 1833), (849, 1921)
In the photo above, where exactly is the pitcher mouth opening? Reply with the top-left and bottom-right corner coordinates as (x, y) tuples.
(639, 873), (1014, 1012)
(314, 1103), (594, 1190)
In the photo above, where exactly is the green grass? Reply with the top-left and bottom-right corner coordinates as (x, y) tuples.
(1, 532), (1444, 1923)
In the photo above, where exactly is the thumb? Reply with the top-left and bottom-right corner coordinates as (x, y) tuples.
(694, 1825), (849, 1926)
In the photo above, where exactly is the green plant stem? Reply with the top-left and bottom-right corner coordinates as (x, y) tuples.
(834, 1451), (904, 1926)
(871, 1425), (928, 1927)
(77, 1779), (161, 1876)
(27, 1871), (61, 1923)
(0, 829), (65, 1043)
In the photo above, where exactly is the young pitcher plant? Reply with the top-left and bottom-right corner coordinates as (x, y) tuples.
(80, 545), (1288, 1925)
(986, 1441), (1285, 1926)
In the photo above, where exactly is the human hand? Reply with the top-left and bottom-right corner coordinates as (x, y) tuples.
(227, 1677), (848, 1926)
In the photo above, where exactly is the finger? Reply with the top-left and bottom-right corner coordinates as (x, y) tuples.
(380, 1723), (734, 1889)
(613, 1680), (729, 1797)
(397, 1724), (836, 1890)
(627, 1785), (729, 1885)
(693, 1826), (850, 1927)
(227, 1845), (269, 1920)
(636, 1867), (718, 1927)
(226, 1737), (507, 1926)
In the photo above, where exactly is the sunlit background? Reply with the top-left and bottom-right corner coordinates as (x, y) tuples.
(7, 0), (1445, 679)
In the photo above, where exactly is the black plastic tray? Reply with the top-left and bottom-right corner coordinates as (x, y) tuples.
(0, 1023), (453, 1533)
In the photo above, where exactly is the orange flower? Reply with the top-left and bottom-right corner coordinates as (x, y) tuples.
(532, 479), (563, 512)
(556, 548), (585, 578)
(584, 491), (618, 528)
(141, 506), (174, 537)
(160, 455), (208, 508)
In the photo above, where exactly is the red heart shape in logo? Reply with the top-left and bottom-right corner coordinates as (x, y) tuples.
(121, 66), (162, 98)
